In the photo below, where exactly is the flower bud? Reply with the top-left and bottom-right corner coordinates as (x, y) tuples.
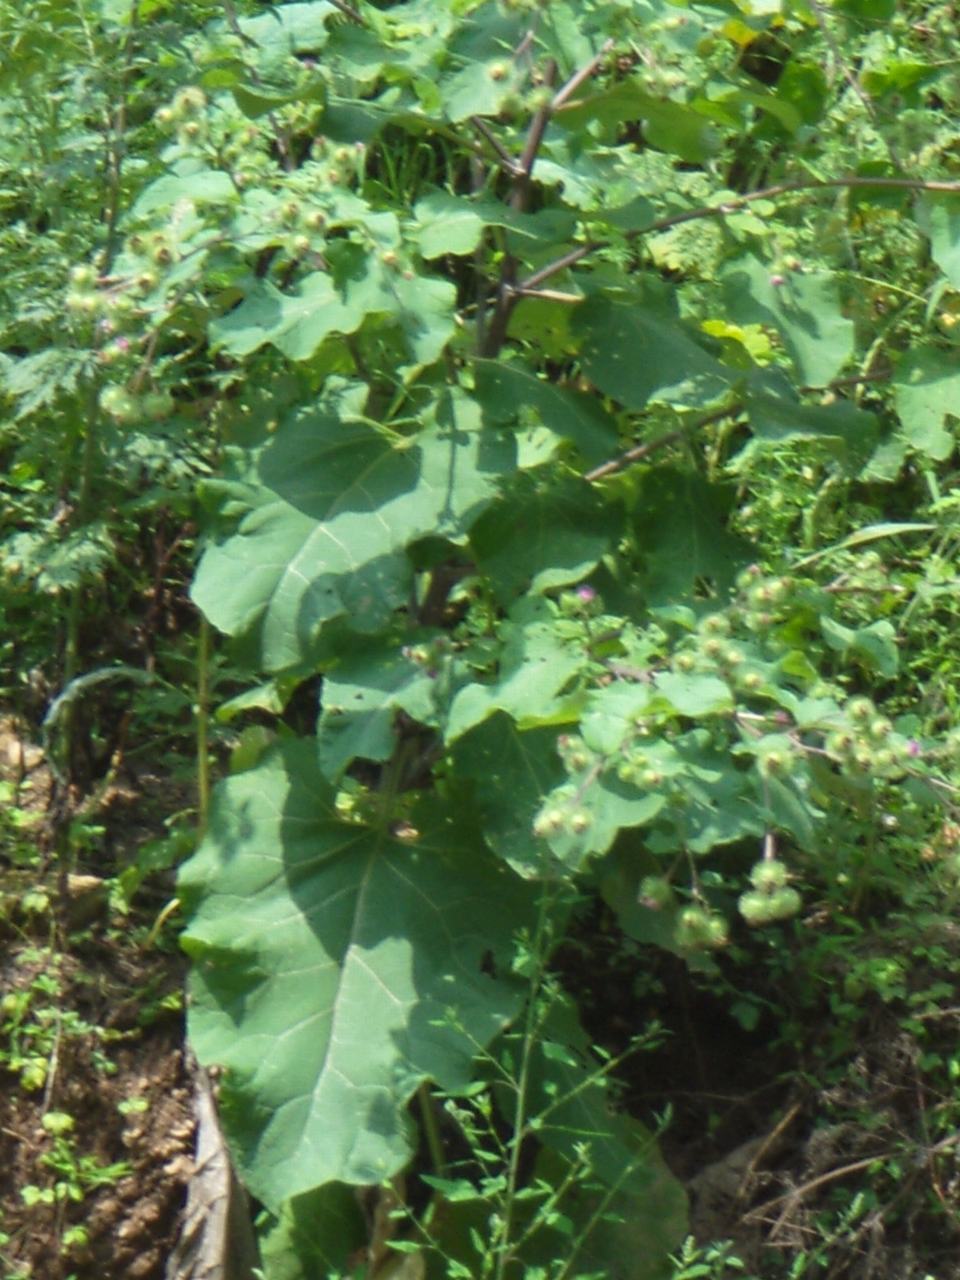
(749, 860), (789, 893)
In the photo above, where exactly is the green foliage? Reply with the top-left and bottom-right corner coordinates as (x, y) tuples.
(9, 0), (960, 1274)
(181, 738), (536, 1205)
(667, 1237), (748, 1280)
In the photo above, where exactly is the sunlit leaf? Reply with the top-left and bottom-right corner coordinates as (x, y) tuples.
(180, 740), (535, 1208)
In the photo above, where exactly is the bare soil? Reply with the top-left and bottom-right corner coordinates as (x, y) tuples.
(0, 719), (194, 1280)
(0, 943), (193, 1279)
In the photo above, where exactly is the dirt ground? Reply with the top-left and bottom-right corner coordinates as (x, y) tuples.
(0, 940), (194, 1278)
(0, 719), (195, 1280)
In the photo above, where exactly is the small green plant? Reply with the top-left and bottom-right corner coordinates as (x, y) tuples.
(0, 780), (43, 873)
(668, 1237), (749, 1280)
(32, 1110), (131, 1202)
(14, 1111), (131, 1271)
(778, 1192), (874, 1280)
(0, 951), (120, 1090)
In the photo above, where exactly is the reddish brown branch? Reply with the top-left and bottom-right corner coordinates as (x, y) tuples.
(328, 0), (364, 22)
(583, 406), (742, 483)
(470, 117), (524, 177)
(551, 39), (614, 111)
(518, 175), (960, 294)
(479, 57), (559, 357)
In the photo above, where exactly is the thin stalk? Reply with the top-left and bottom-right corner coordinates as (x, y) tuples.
(470, 116), (523, 176)
(101, 1), (140, 271)
(195, 615), (211, 836)
(59, 391), (101, 791)
(550, 38), (614, 111)
(526, 1030), (654, 1136)
(479, 54), (559, 358)
(494, 890), (553, 1280)
(518, 174), (960, 295)
(418, 1083), (447, 1178)
(801, 469), (844, 550)
(63, 404), (99, 685)
(327, 0), (364, 21)
(554, 1149), (657, 1280)
(57, 0), (137, 792)
(510, 1147), (587, 1255)
(850, 788), (878, 917)
(374, 744), (405, 832)
(415, 1081), (452, 1239)
(583, 404), (741, 484)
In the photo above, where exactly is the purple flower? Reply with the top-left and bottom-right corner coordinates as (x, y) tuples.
(906, 739), (922, 758)
(769, 274), (787, 288)
(576, 585), (596, 602)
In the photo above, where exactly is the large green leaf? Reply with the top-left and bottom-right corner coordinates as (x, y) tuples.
(574, 296), (732, 410)
(440, 57), (527, 122)
(235, 2), (337, 78)
(446, 596), (587, 741)
(323, 17), (448, 88)
(919, 194), (960, 289)
(540, 776), (666, 869)
(474, 358), (619, 465)
(335, 256), (458, 367)
(711, 86), (803, 134)
(664, 772), (761, 854)
(599, 845), (684, 955)
(210, 273), (364, 360)
(460, 999), (689, 1280)
(192, 394), (512, 670)
(654, 671), (735, 718)
(821, 616), (899, 678)
(414, 191), (577, 261)
(580, 683), (657, 755)
(893, 348), (960, 461)
(520, 1047), (687, 1280)
(771, 60), (829, 127)
(452, 714), (566, 876)
(833, 0), (896, 19)
(760, 774), (820, 852)
(179, 740), (534, 1209)
(437, 7), (529, 122)
(130, 165), (237, 216)
(429, 992), (687, 1280)
(414, 190), (488, 258)
(722, 255), (854, 386)
(470, 473), (620, 602)
(793, 521), (936, 568)
(316, 633), (441, 780)
(210, 266), (456, 366)
(558, 81), (723, 164)
(258, 1183), (366, 1280)
(633, 469), (752, 603)
(233, 80), (327, 119)
(741, 379), (878, 460)
(533, 680), (746, 870)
